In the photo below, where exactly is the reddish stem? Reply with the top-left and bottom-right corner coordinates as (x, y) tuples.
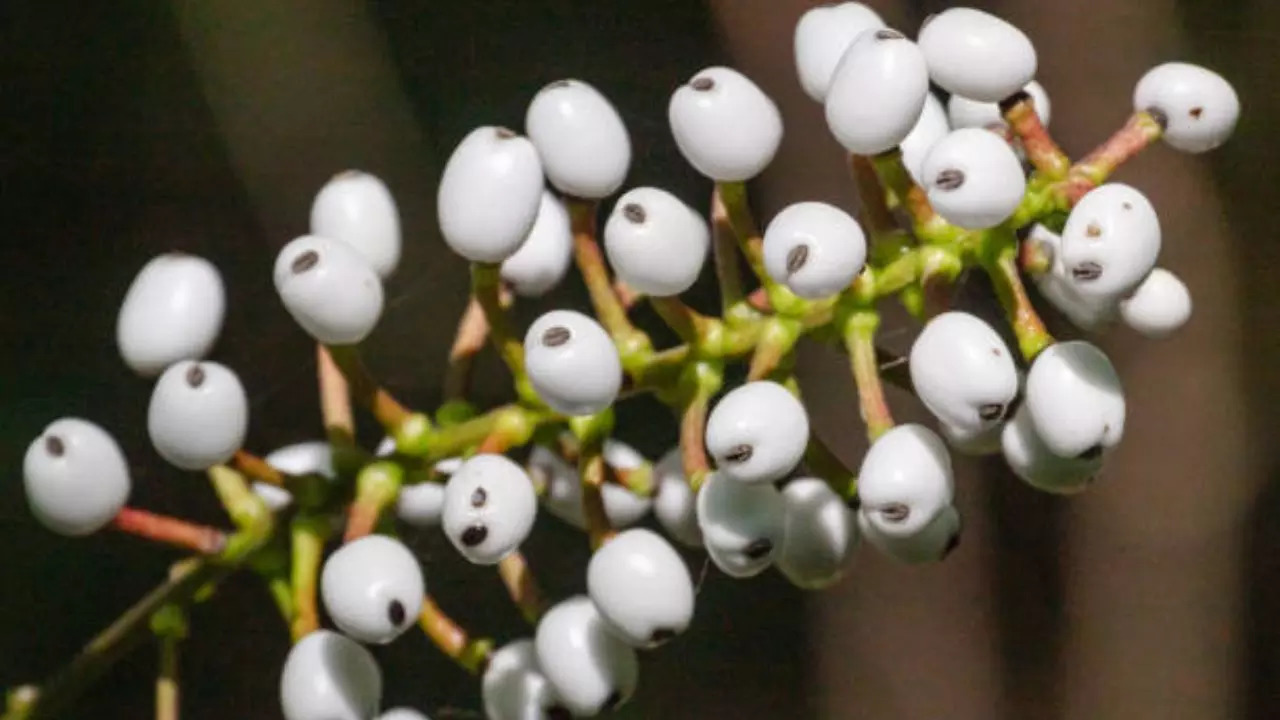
(1059, 110), (1166, 205)
(1001, 92), (1070, 178)
(111, 508), (227, 555)
(324, 344), (412, 431)
(497, 551), (547, 625)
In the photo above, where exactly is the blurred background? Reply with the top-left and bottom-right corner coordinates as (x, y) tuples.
(1, 0), (1276, 718)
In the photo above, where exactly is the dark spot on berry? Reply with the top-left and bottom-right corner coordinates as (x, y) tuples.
(622, 203), (646, 224)
(1145, 106), (1170, 130)
(1122, 202), (1133, 210)
(785, 244), (810, 275)
(723, 444), (753, 464)
(978, 403), (1005, 422)
(1077, 444), (1104, 461)
(934, 169), (965, 191)
(471, 487), (488, 508)
(44, 435), (65, 457)
(1189, 106), (1204, 119)
(602, 691), (624, 712)
(542, 325), (572, 347)
(387, 599), (406, 626)
(650, 628), (677, 644)
(461, 524), (489, 547)
(874, 29), (904, 41)
(1085, 222), (1103, 238)
(185, 364), (206, 388)
(880, 503), (910, 523)
(1071, 261), (1103, 282)
(744, 538), (773, 559)
(991, 346), (1003, 357)
(291, 250), (320, 274)
(546, 706), (574, 720)
(942, 532), (961, 558)
(690, 76), (715, 92)
(494, 126), (518, 139)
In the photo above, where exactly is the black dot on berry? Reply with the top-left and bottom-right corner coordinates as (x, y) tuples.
(542, 326), (572, 347)
(387, 599), (406, 626)
(622, 203), (646, 224)
(880, 503), (910, 523)
(875, 29), (905, 41)
(690, 76), (715, 92)
(44, 435), (65, 457)
(934, 168), (965, 191)
(494, 126), (517, 139)
(744, 538), (773, 559)
(602, 691), (624, 712)
(291, 250), (320, 274)
(785, 244), (810, 275)
(724, 444), (754, 464)
(461, 524), (489, 547)
(471, 487), (488, 508)
(978, 403), (1004, 421)
(650, 628), (677, 644)
(185, 364), (206, 388)
(1189, 106), (1204, 119)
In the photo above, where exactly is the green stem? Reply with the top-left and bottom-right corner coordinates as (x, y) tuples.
(570, 411), (615, 549)
(710, 186), (751, 319)
(567, 199), (652, 363)
(980, 227), (1054, 361)
(289, 515), (328, 643)
(843, 309), (895, 443)
(716, 181), (809, 317)
(471, 262), (533, 400)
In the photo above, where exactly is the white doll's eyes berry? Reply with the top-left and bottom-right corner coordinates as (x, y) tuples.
(793, 2), (886, 102)
(921, 127), (1027, 229)
(526, 79), (631, 199)
(856, 424), (954, 539)
(705, 380), (810, 484)
(652, 448), (702, 547)
(482, 639), (568, 720)
(824, 28), (930, 155)
(668, 66), (783, 182)
(762, 201), (867, 299)
(524, 310), (622, 416)
(320, 534), (424, 645)
(1024, 340), (1125, 459)
(1120, 267), (1192, 339)
(1001, 403), (1101, 495)
(587, 528), (694, 648)
(917, 7), (1037, 102)
(777, 478), (857, 589)
(948, 81), (1051, 130)
(858, 503), (961, 564)
(1133, 62), (1239, 153)
(501, 191), (574, 298)
(940, 420), (1005, 457)
(147, 360), (248, 471)
(909, 311), (1019, 434)
(309, 170), (401, 278)
(442, 454), (538, 565)
(1027, 223), (1118, 331)
(23, 418), (131, 536)
(695, 471), (786, 578)
(395, 482), (447, 528)
(437, 126), (544, 263)
(280, 629), (382, 720)
(116, 253), (225, 378)
(528, 445), (651, 530)
(273, 235), (385, 345)
(1059, 183), (1162, 300)
(603, 186), (709, 297)
(253, 441), (338, 512)
(535, 595), (639, 717)
(376, 709), (429, 720)
(899, 92), (951, 186)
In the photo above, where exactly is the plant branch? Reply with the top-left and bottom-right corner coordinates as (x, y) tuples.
(316, 344), (355, 446)
(497, 551), (548, 625)
(710, 185), (749, 317)
(418, 595), (493, 675)
(981, 228), (1054, 360)
(1057, 110), (1166, 205)
(289, 515), (328, 642)
(843, 309), (895, 443)
(1000, 91), (1070, 179)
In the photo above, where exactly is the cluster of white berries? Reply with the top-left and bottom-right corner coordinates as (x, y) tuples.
(15, 2), (1241, 719)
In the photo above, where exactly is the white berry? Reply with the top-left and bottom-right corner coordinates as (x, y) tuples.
(501, 191), (574, 297)
(668, 67), (783, 182)
(482, 639), (568, 720)
(909, 311), (1018, 434)
(1134, 62), (1239, 153)
(588, 528), (694, 648)
(1027, 224), (1118, 331)
(824, 29), (930, 155)
(948, 80), (1051, 130)
(147, 360), (247, 471)
(273, 235), (384, 345)
(309, 170), (401, 278)
(437, 126), (544, 263)
(793, 2), (886, 103)
(524, 310), (622, 417)
(603, 187), (709, 297)
(442, 454), (537, 565)
(939, 420), (1004, 457)
(856, 424), (954, 539)
(396, 482), (446, 528)
(899, 92), (951, 186)
(115, 253), (225, 378)
(762, 201), (867, 299)
(1024, 340), (1125, 458)
(535, 596), (639, 716)
(1120, 267), (1192, 339)
(695, 471), (786, 578)
(1059, 183), (1162, 300)
(777, 478), (857, 589)
(320, 535), (423, 645)
(1001, 402), (1101, 495)
(859, 503), (961, 564)
(23, 418), (130, 536)
(652, 448), (702, 547)
(921, 127), (1026, 229)
(280, 629), (381, 720)
(705, 381), (809, 484)
(376, 709), (429, 720)
(918, 8), (1037, 102)
(529, 445), (651, 530)
(253, 441), (338, 512)
(526, 79), (631, 199)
